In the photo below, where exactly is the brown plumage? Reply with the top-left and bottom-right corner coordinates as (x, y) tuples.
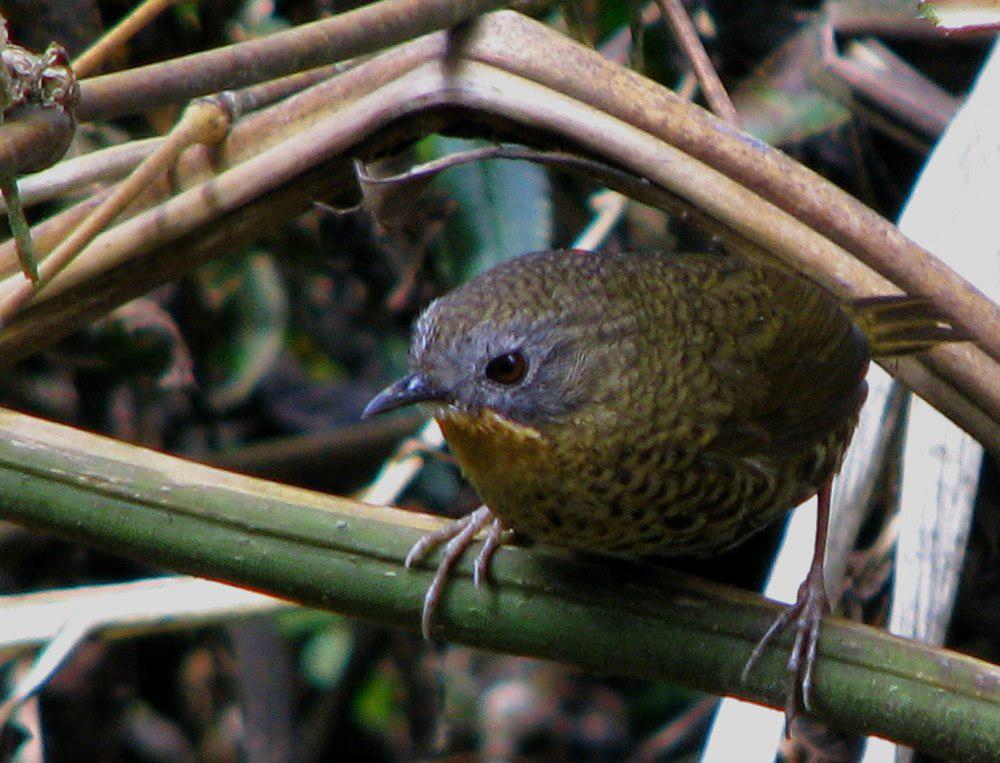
(365, 249), (962, 718)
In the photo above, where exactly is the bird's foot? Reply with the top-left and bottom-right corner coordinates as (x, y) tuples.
(742, 563), (830, 732)
(405, 505), (504, 639)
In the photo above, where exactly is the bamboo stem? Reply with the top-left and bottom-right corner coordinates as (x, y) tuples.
(0, 406), (994, 760)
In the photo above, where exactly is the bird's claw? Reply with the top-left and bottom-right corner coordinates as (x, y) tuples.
(405, 506), (504, 639)
(742, 564), (830, 732)
(473, 517), (504, 588)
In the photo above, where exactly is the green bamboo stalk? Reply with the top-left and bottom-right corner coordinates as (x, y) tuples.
(0, 407), (996, 759)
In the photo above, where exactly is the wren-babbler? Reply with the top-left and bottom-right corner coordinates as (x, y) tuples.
(364, 249), (963, 720)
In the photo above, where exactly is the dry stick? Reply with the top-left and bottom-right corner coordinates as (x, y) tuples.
(600, 1), (661, 64)
(633, 696), (720, 762)
(0, 167), (354, 377)
(0, 98), (232, 325)
(0, 138), (160, 214)
(47, 59), (1000, 444)
(0, 195), (106, 281)
(9, 95), (369, 305)
(0, 2), (984, 389)
(75, 0), (511, 122)
(0, 0), (510, 192)
(592, 2), (705, 252)
(12, 8), (991, 366)
(2, 64), (340, 216)
(73, 0), (183, 78)
(655, 0), (737, 124)
(629, 0), (647, 71)
(0, 32), (436, 285)
(922, 342), (999, 422)
(0, 34), (429, 283)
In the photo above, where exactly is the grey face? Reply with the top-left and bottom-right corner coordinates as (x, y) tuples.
(363, 251), (645, 426)
(409, 298), (594, 426)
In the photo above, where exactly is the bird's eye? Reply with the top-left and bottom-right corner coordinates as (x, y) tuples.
(485, 351), (528, 385)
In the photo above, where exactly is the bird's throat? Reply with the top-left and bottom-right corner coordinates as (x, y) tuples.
(435, 408), (547, 508)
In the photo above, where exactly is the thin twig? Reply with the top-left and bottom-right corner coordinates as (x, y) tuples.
(0, 618), (96, 727)
(0, 0), (511, 189)
(574, 189), (629, 249)
(76, 0), (512, 122)
(631, 696), (719, 762)
(0, 192), (106, 281)
(358, 421), (444, 506)
(600, 2), (660, 64)
(1, 178), (37, 281)
(0, 43), (404, 281)
(629, 0), (647, 71)
(73, 0), (183, 77)
(655, 0), (737, 124)
(0, 138), (160, 213)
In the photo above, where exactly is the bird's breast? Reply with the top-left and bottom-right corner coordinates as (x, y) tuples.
(434, 403), (847, 558)
(435, 408), (550, 500)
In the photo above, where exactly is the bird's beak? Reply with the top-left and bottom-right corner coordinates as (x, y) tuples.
(363, 372), (449, 418)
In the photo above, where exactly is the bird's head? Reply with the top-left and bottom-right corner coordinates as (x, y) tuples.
(363, 251), (622, 430)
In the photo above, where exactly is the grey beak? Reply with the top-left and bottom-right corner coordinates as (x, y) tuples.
(363, 372), (449, 418)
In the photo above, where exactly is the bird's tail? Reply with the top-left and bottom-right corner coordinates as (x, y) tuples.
(851, 295), (968, 357)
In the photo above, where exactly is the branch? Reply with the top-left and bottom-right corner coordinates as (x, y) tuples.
(0, 406), (994, 759)
(0, 0), (514, 178)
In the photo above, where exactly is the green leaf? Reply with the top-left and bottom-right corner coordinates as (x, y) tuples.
(300, 621), (355, 689)
(201, 250), (288, 411)
(733, 21), (851, 146)
(420, 136), (553, 283)
(354, 667), (405, 733)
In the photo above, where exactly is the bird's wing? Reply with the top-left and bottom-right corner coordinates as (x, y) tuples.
(683, 258), (870, 461)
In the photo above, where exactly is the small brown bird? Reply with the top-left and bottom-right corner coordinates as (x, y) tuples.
(364, 249), (961, 717)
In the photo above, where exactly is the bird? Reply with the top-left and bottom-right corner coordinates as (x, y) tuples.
(363, 248), (963, 720)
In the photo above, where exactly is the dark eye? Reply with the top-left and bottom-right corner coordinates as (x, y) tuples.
(485, 351), (528, 385)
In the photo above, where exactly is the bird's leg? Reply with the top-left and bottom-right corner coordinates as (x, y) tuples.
(742, 479), (832, 730)
(405, 505), (503, 639)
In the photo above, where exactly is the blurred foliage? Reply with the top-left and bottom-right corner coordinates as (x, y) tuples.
(416, 135), (554, 284)
(198, 250), (289, 413)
